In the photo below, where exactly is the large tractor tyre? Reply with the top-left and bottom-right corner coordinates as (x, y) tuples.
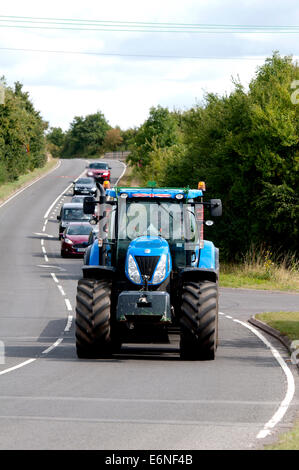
(180, 281), (218, 360)
(75, 279), (118, 358)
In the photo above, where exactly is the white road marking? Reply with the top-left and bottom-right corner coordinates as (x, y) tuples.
(37, 265), (66, 271)
(34, 232), (53, 238)
(225, 315), (296, 439)
(114, 161), (127, 186)
(50, 273), (59, 283)
(57, 285), (65, 296)
(44, 254), (49, 262)
(0, 359), (36, 376)
(43, 168), (86, 218)
(42, 338), (63, 355)
(65, 299), (72, 311)
(64, 315), (73, 332)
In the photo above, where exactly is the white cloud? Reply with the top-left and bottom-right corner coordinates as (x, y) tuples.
(1, 0), (299, 131)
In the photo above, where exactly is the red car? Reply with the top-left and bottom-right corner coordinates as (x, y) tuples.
(86, 161), (111, 183)
(60, 222), (92, 257)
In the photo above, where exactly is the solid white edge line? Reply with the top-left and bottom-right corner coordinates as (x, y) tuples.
(231, 317), (295, 439)
(0, 160), (61, 210)
(114, 161), (127, 186)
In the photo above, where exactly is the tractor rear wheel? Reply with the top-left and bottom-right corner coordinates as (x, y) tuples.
(180, 280), (218, 360)
(75, 278), (118, 358)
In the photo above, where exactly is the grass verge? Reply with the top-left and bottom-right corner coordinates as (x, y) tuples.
(117, 162), (141, 187)
(0, 155), (59, 204)
(220, 246), (299, 292)
(255, 311), (299, 340)
(264, 421), (299, 450)
(256, 311), (299, 450)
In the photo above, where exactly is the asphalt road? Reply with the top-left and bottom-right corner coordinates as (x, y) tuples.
(0, 158), (298, 450)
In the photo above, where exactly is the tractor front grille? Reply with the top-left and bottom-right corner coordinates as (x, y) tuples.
(135, 255), (160, 280)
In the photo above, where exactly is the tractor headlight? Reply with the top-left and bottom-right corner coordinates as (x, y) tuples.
(152, 254), (167, 284)
(128, 254), (141, 284)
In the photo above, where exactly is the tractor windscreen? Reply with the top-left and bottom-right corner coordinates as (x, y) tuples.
(116, 200), (201, 247)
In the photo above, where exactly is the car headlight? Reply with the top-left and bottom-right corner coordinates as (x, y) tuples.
(87, 171), (93, 176)
(127, 254), (141, 284)
(64, 238), (73, 245)
(152, 254), (167, 284)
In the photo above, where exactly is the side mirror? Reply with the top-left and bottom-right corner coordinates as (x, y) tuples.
(108, 166), (112, 169)
(209, 199), (222, 217)
(57, 215), (61, 220)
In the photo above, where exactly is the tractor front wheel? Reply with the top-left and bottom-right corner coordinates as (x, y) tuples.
(75, 278), (118, 358)
(180, 281), (218, 360)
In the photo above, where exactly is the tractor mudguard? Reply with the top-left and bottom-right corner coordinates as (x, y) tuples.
(179, 267), (218, 283)
(82, 265), (116, 280)
(179, 240), (219, 283)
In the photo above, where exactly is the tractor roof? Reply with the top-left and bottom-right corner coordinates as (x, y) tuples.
(106, 187), (203, 200)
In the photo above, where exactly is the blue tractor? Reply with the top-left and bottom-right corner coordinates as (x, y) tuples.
(75, 183), (222, 360)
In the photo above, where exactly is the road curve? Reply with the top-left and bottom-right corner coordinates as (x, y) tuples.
(0, 158), (298, 450)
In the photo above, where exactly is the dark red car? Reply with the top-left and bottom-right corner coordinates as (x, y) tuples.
(60, 222), (92, 257)
(86, 161), (111, 183)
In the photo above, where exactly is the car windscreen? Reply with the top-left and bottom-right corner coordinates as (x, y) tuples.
(89, 163), (109, 169)
(76, 178), (93, 185)
(67, 225), (92, 235)
(72, 197), (85, 203)
(62, 208), (90, 221)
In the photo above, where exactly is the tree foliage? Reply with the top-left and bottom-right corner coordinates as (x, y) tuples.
(62, 112), (110, 158)
(127, 105), (180, 179)
(0, 79), (47, 183)
(128, 53), (299, 261)
(46, 126), (65, 159)
(103, 127), (123, 152)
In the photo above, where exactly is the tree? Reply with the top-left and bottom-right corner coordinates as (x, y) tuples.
(46, 127), (65, 158)
(103, 128), (123, 151)
(127, 106), (180, 174)
(62, 112), (110, 157)
(0, 79), (47, 182)
(128, 53), (299, 260)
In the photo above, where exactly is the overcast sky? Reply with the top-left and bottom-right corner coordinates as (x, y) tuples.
(1, 0), (299, 131)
